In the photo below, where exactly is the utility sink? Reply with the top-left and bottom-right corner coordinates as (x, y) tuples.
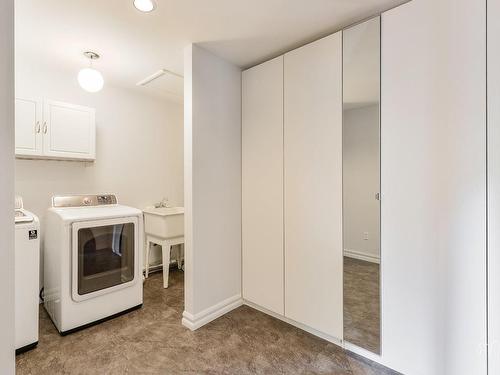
(143, 206), (184, 239)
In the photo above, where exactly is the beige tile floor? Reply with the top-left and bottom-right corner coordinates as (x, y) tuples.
(16, 268), (396, 374)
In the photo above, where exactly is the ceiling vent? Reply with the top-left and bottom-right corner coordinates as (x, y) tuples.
(136, 69), (183, 100)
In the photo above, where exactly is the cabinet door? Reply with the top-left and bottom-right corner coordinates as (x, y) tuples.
(284, 32), (343, 339)
(15, 98), (43, 157)
(43, 100), (96, 160)
(242, 56), (284, 315)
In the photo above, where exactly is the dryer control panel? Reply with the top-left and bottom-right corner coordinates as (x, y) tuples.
(52, 194), (118, 208)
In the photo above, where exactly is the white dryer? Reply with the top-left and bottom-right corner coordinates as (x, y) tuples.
(15, 196), (40, 353)
(44, 194), (143, 334)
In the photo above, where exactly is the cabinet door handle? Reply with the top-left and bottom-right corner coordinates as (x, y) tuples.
(35, 121), (41, 133)
(43, 122), (47, 134)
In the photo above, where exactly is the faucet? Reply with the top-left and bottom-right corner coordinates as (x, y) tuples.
(154, 197), (169, 208)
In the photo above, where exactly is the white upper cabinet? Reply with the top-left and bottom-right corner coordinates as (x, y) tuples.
(15, 98), (43, 156)
(284, 32), (343, 340)
(15, 98), (96, 161)
(43, 100), (95, 160)
(242, 56), (284, 315)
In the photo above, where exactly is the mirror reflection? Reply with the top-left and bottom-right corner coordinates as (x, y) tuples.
(343, 16), (381, 354)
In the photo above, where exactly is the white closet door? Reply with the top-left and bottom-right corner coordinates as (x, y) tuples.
(43, 100), (96, 160)
(284, 32), (343, 339)
(15, 97), (42, 157)
(489, 0), (500, 373)
(382, 1), (486, 374)
(242, 56), (284, 315)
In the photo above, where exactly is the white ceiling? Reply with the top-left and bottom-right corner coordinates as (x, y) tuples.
(15, 0), (407, 98)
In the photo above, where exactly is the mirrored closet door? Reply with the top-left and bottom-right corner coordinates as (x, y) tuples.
(342, 16), (381, 354)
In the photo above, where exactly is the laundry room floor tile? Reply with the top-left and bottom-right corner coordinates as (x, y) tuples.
(16, 269), (398, 375)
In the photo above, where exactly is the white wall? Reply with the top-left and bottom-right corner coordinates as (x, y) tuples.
(14, 59), (184, 278)
(488, 0), (500, 372)
(343, 105), (380, 262)
(0, 0), (15, 373)
(15, 62), (184, 214)
(379, 1), (487, 374)
(183, 44), (242, 329)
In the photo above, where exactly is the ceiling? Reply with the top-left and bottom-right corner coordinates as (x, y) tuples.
(15, 0), (407, 99)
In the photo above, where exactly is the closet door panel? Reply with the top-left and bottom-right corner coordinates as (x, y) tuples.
(242, 57), (284, 315)
(489, 0), (500, 373)
(382, 1), (486, 373)
(284, 32), (343, 339)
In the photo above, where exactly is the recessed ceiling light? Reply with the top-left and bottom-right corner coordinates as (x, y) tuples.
(133, 0), (156, 13)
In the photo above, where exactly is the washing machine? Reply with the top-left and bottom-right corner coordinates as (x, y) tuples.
(15, 196), (40, 354)
(43, 194), (143, 335)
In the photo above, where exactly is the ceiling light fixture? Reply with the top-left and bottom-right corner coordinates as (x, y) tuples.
(133, 0), (156, 13)
(78, 51), (104, 93)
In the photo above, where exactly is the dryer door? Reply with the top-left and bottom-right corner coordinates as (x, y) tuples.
(71, 216), (139, 302)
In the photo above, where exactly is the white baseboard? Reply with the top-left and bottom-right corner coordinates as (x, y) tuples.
(243, 300), (343, 347)
(344, 249), (380, 264)
(182, 294), (243, 331)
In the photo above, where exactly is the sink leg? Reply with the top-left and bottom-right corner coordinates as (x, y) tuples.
(176, 245), (182, 270)
(145, 238), (150, 279)
(177, 244), (184, 270)
(162, 242), (171, 288)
